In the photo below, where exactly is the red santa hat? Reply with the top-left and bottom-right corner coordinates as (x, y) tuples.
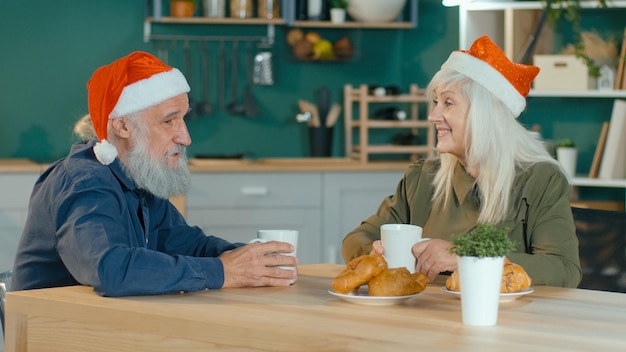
(87, 51), (190, 165)
(441, 35), (540, 117)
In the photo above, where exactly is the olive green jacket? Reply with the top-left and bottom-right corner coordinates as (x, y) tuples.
(342, 159), (582, 288)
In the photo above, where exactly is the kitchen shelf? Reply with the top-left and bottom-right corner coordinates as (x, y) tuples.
(145, 17), (285, 25)
(290, 21), (414, 29)
(344, 84), (435, 163)
(144, 0), (419, 43)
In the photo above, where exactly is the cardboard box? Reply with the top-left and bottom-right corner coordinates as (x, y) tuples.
(533, 55), (596, 90)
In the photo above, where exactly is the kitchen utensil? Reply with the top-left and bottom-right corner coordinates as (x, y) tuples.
(298, 100), (319, 127)
(243, 41), (259, 118)
(325, 104), (342, 127)
(218, 41), (225, 110)
(226, 41), (246, 116)
(317, 86), (330, 127)
(183, 40), (197, 119)
(309, 104), (320, 127)
(196, 41), (213, 116)
(296, 111), (312, 123)
(253, 51), (274, 85)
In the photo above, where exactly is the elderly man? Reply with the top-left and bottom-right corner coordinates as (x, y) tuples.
(11, 51), (297, 297)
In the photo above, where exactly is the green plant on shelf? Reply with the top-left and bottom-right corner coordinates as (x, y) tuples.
(543, 0), (610, 77)
(555, 138), (577, 148)
(328, 0), (349, 9)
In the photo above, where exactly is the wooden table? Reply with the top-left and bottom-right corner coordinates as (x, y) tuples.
(5, 264), (626, 351)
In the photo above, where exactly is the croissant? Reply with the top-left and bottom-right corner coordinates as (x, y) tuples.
(331, 254), (387, 294)
(368, 268), (429, 296)
(445, 258), (532, 293)
(501, 258), (532, 293)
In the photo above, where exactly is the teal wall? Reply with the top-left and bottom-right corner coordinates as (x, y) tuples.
(0, 0), (623, 185)
(0, 0), (457, 163)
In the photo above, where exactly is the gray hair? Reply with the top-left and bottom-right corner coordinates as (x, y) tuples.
(73, 114), (97, 141)
(73, 112), (142, 144)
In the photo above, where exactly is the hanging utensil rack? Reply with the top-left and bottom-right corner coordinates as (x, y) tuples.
(148, 34), (272, 48)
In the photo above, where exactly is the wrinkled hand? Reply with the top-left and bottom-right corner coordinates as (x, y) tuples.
(412, 239), (456, 282)
(219, 241), (298, 288)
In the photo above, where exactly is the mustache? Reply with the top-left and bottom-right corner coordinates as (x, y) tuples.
(165, 144), (187, 158)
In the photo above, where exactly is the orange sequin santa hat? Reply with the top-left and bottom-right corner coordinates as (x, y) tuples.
(441, 35), (540, 117)
(87, 51), (190, 165)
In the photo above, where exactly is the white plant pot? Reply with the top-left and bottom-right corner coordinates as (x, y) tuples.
(457, 255), (504, 326)
(330, 8), (346, 23)
(557, 147), (577, 178)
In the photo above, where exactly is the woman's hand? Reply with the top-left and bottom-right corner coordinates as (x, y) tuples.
(412, 239), (457, 282)
(369, 240), (384, 256)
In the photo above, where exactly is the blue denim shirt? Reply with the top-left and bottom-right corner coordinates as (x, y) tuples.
(12, 141), (241, 296)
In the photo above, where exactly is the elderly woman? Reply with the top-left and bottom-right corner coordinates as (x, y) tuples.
(342, 36), (582, 288)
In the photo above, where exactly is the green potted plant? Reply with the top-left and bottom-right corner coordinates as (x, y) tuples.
(329, 0), (348, 23)
(450, 224), (516, 259)
(169, 0), (196, 18)
(450, 224), (516, 326)
(555, 138), (577, 178)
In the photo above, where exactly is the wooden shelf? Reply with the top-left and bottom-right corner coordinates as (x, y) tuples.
(344, 84), (435, 163)
(147, 17), (285, 25)
(292, 21), (414, 29)
(350, 120), (432, 128)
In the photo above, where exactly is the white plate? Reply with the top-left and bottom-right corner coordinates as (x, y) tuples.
(328, 286), (421, 306)
(440, 287), (534, 303)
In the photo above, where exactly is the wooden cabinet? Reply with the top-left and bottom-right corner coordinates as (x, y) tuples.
(344, 84), (435, 163)
(0, 174), (39, 271)
(185, 173), (323, 264)
(185, 169), (407, 265)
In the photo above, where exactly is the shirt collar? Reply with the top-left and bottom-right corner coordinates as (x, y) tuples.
(82, 140), (139, 192)
(453, 162), (477, 205)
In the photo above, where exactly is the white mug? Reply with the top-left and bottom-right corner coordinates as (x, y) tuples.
(249, 230), (299, 270)
(380, 224), (423, 273)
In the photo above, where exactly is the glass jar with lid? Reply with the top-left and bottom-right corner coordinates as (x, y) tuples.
(230, 0), (253, 18)
(258, 0), (280, 19)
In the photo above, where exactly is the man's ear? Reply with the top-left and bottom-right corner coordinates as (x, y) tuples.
(110, 117), (132, 139)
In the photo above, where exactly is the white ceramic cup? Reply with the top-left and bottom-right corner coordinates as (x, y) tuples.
(380, 224), (423, 273)
(249, 230), (299, 270)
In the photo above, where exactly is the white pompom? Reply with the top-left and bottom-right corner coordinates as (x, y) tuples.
(93, 139), (118, 165)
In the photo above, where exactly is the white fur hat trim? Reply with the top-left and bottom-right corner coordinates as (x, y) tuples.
(109, 68), (190, 119)
(442, 51), (526, 117)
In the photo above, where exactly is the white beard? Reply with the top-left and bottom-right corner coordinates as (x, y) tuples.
(122, 129), (191, 199)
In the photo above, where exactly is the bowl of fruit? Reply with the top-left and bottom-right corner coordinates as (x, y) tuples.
(286, 29), (354, 61)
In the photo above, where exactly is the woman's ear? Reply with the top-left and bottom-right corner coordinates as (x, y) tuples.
(110, 116), (132, 139)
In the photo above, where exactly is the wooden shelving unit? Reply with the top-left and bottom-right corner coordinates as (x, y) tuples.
(344, 84), (435, 163)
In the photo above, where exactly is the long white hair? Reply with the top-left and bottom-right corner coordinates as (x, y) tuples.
(427, 69), (565, 223)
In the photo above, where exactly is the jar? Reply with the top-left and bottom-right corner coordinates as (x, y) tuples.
(258, 0), (280, 19)
(203, 0), (225, 18)
(230, 0), (253, 19)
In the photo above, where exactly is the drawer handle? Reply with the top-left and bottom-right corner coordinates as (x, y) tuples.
(241, 186), (269, 196)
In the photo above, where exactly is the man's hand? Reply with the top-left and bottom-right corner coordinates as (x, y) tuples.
(219, 241), (298, 288)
